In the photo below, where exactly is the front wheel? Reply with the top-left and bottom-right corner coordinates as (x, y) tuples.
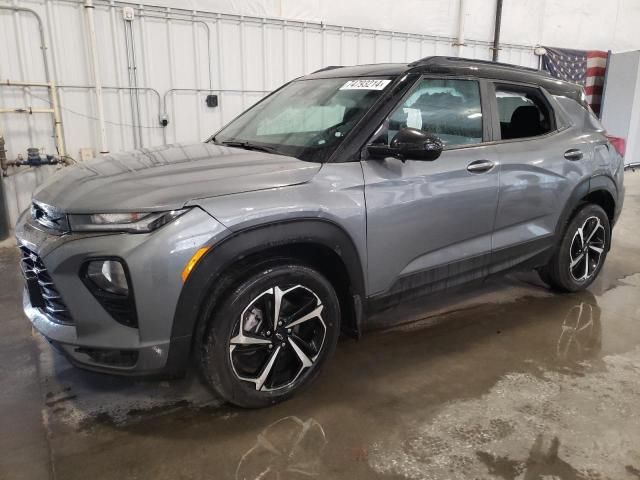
(199, 263), (340, 408)
(539, 203), (610, 292)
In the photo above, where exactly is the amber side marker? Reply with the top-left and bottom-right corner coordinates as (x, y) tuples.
(181, 247), (210, 283)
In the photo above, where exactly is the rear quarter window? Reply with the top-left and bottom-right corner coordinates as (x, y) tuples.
(552, 96), (604, 132)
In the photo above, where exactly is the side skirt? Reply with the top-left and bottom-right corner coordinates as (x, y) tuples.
(363, 236), (555, 320)
(366, 252), (490, 314)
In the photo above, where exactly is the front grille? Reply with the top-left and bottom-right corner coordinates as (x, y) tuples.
(19, 245), (73, 325)
(31, 201), (69, 233)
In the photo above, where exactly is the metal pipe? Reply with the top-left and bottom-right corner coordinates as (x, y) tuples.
(161, 87), (271, 141)
(492, 0), (503, 62)
(162, 88), (269, 116)
(128, 19), (143, 146)
(1, 79), (50, 87)
(282, 20), (288, 81)
(107, 0), (127, 146)
(239, 18), (246, 109)
(455, 0), (467, 56)
(123, 18), (134, 144)
(0, 4), (66, 156)
(53, 0), (533, 54)
(0, 135), (8, 174)
(261, 18), (268, 90)
(136, 12), (213, 91)
(138, 5), (154, 146)
(0, 135), (8, 240)
(11, 0), (35, 147)
(165, 8), (177, 144)
(123, 18), (142, 147)
(215, 13), (225, 127)
(0, 108), (55, 113)
(84, 0), (109, 153)
(191, 10), (203, 140)
(56, 84), (162, 118)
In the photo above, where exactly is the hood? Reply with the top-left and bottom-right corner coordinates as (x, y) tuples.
(32, 143), (321, 213)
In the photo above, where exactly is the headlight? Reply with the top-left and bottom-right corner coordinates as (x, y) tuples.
(68, 209), (189, 233)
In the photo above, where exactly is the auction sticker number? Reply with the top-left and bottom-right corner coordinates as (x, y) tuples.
(340, 79), (391, 90)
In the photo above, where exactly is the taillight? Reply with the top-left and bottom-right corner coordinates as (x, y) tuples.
(606, 135), (626, 157)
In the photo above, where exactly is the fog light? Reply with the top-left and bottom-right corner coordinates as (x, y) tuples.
(82, 258), (138, 328)
(86, 260), (129, 295)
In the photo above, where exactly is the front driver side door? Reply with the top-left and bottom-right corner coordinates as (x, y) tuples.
(362, 77), (501, 301)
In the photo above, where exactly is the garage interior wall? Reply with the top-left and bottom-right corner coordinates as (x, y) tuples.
(1, 0), (640, 228)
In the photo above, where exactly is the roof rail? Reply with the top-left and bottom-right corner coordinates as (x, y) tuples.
(311, 65), (344, 74)
(409, 56), (549, 76)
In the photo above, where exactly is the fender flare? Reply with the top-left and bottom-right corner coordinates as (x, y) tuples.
(164, 218), (366, 371)
(554, 174), (618, 243)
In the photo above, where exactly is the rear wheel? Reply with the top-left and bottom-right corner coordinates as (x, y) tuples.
(199, 263), (340, 408)
(539, 204), (610, 292)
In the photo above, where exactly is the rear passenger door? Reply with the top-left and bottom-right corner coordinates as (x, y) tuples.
(488, 82), (593, 273)
(362, 77), (501, 299)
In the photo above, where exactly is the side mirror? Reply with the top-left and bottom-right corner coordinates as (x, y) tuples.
(367, 128), (444, 162)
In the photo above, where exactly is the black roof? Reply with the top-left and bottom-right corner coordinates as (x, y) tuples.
(304, 56), (583, 102)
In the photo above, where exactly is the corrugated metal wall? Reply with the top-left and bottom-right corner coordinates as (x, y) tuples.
(0, 0), (537, 228)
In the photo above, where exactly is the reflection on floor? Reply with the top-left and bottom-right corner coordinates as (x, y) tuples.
(2, 174), (640, 480)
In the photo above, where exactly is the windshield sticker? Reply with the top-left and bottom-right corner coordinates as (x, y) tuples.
(340, 79), (391, 90)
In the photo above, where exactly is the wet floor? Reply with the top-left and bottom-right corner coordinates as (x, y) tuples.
(2, 174), (640, 480)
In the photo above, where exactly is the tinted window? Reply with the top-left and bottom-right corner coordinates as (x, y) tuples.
(495, 86), (553, 139)
(372, 78), (483, 147)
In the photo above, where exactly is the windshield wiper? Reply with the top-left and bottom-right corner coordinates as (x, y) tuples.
(220, 140), (276, 154)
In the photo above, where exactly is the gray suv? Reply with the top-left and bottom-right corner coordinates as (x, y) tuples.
(16, 57), (625, 407)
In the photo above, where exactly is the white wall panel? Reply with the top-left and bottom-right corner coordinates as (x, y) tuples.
(1, 0), (541, 228)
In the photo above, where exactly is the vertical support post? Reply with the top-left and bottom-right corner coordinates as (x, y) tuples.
(492, 0), (503, 62)
(215, 13), (225, 127)
(239, 17), (246, 110)
(456, 0), (466, 57)
(84, 0), (108, 153)
(0, 135), (9, 240)
(261, 18), (268, 91)
(48, 82), (65, 157)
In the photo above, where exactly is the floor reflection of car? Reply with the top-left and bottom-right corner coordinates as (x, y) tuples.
(16, 57), (623, 407)
(556, 295), (601, 363)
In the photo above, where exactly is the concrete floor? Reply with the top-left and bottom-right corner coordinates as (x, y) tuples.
(2, 174), (640, 480)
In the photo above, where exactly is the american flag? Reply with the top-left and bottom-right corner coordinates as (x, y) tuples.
(541, 47), (608, 116)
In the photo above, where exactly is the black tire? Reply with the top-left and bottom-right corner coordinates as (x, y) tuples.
(199, 262), (340, 408)
(539, 203), (610, 292)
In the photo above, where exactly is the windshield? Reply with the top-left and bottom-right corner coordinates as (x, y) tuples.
(212, 77), (394, 162)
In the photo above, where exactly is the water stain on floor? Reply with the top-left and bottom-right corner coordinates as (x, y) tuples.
(3, 174), (640, 479)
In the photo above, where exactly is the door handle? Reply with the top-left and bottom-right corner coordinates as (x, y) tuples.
(564, 149), (583, 161)
(467, 159), (495, 174)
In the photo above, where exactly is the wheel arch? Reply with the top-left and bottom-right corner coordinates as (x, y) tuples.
(584, 175), (617, 226)
(166, 219), (366, 373)
(555, 175), (617, 244)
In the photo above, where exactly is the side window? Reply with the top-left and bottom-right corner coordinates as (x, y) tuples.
(495, 85), (554, 140)
(373, 78), (483, 147)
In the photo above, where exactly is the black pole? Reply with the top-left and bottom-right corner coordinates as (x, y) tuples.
(0, 136), (8, 241)
(0, 176), (8, 241)
(492, 0), (503, 62)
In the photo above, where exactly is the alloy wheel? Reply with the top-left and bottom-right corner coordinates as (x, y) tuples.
(569, 216), (606, 282)
(228, 285), (327, 392)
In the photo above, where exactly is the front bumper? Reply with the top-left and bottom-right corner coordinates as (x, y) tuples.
(17, 207), (230, 375)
